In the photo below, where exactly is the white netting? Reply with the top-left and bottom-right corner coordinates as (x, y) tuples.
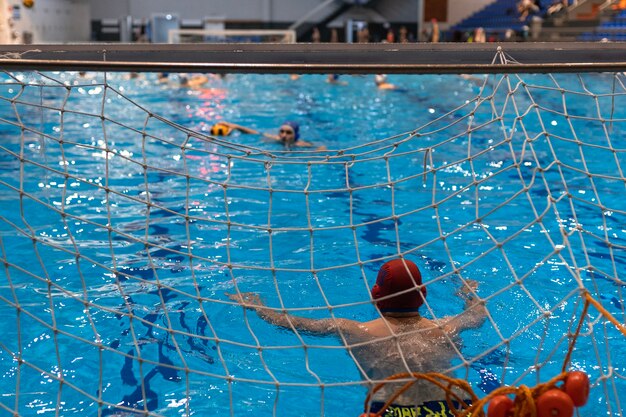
(0, 53), (624, 417)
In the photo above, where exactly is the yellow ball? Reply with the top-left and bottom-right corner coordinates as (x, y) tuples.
(23, 0), (34, 8)
(210, 123), (231, 136)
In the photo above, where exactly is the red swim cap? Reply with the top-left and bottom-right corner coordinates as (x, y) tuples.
(371, 259), (426, 313)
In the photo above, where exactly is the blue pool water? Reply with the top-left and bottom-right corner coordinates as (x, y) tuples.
(0, 70), (625, 417)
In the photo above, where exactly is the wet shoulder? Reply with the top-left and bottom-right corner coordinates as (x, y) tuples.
(358, 317), (448, 340)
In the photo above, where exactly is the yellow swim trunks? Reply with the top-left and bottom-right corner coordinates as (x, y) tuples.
(368, 399), (472, 417)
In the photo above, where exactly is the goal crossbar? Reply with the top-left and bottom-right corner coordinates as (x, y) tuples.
(1, 42), (626, 73)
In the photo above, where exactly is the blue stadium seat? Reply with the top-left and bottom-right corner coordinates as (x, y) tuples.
(450, 0), (530, 38)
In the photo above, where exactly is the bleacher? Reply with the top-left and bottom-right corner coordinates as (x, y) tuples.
(450, 0), (620, 42)
(451, 0), (531, 38)
(579, 8), (626, 41)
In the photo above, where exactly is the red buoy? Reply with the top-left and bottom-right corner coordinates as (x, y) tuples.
(564, 371), (590, 407)
(487, 395), (514, 417)
(536, 389), (574, 417)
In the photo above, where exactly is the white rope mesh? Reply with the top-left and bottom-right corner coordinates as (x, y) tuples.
(0, 60), (624, 417)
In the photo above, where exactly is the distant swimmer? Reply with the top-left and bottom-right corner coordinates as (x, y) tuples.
(375, 74), (401, 91)
(179, 73), (209, 89)
(327, 74), (348, 85)
(212, 120), (326, 150)
(459, 73), (487, 87)
(156, 73), (170, 83)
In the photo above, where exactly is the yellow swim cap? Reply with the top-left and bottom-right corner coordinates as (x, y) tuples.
(210, 123), (232, 136)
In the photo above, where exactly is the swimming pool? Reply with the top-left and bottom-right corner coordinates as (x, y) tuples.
(0, 70), (624, 417)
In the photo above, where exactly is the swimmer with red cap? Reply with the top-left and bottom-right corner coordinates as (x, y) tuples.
(227, 258), (486, 414)
(211, 120), (325, 150)
(370, 258), (427, 313)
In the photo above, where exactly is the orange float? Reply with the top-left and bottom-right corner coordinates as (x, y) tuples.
(564, 371), (590, 407)
(536, 389), (574, 417)
(487, 395), (514, 417)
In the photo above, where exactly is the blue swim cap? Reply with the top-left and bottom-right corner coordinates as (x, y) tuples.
(280, 121), (300, 141)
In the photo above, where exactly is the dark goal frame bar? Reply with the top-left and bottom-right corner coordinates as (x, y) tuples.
(0, 42), (625, 74)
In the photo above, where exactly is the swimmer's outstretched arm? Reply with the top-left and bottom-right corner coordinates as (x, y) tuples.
(221, 122), (283, 142)
(439, 280), (487, 335)
(227, 292), (360, 336)
(221, 121), (261, 135)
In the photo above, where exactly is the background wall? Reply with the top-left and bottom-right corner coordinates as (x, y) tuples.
(446, 0), (492, 25)
(3, 0), (90, 43)
(0, 0), (493, 43)
(89, 0), (490, 26)
(89, 0), (329, 23)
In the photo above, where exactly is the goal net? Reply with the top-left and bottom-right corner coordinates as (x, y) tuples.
(0, 46), (624, 417)
(167, 29), (297, 44)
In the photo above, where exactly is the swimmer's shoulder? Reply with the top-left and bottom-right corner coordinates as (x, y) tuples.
(294, 140), (326, 151)
(355, 318), (393, 338)
(357, 317), (444, 340)
(418, 318), (450, 338)
(376, 83), (394, 90)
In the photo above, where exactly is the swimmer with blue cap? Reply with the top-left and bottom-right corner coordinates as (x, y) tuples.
(275, 121), (302, 146)
(212, 120), (325, 150)
(327, 74), (348, 85)
(227, 258), (486, 412)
